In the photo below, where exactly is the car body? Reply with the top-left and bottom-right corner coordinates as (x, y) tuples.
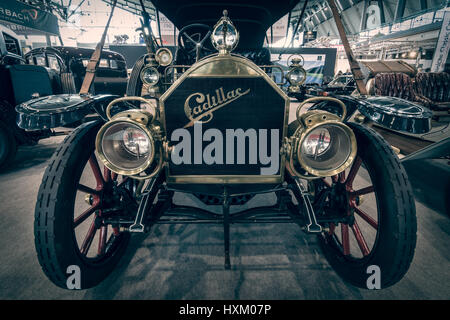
(24, 46), (128, 96)
(0, 25), (24, 64)
(0, 24), (128, 169)
(0, 25), (52, 169)
(305, 74), (356, 96)
(18, 0), (425, 290)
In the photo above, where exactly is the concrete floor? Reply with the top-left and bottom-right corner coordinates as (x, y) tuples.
(0, 135), (449, 300)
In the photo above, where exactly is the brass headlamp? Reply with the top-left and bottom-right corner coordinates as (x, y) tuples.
(286, 57), (307, 93)
(96, 97), (164, 178)
(155, 47), (173, 66)
(287, 97), (357, 178)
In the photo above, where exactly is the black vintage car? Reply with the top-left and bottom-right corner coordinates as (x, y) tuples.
(24, 46), (128, 96)
(0, 25), (52, 169)
(306, 73), (356, 96)
(16, 0), (430, 290)
(0, 25), (129, 169)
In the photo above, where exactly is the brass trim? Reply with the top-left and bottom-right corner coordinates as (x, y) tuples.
(155, 47), (173, 67)
(287, 54), (304, 67)
(167, 174), (283, 184)
(296, 97), (347, 121)
(160, 55), (288, 102)
(159, 54), (290, 184)
(187, 74), (261, 78)
(128, 152), (165, 181)
(106, 96), (157, 121)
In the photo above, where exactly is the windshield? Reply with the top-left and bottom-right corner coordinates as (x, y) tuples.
(329, 76), (351, 86)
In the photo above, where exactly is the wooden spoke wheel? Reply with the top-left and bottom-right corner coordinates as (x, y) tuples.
(316, 123), (417, 288)
(34, 121), (133, 289)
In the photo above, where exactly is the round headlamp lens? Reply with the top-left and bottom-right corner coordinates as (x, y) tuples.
(123, 127), (150, 155)
(288, 67), (306, 85)
(141, 66), (159, 86)
(299, 124), (352, 172)
(156, 48), (173, 66)
(301, 127), (331, 157)
(100, 122), (153, 173)
(211, 23), (238, 50)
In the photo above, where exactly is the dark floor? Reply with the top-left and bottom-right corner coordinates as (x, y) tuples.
(0, 136), (449, 299)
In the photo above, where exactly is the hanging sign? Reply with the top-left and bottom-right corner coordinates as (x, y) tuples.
(431, 10), (450, 72)
(0, 0), (60, 35)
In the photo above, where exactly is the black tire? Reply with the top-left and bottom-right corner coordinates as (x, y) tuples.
(318, 123), (417, 288)
(0, 120), (17, 170)
(126, 55), (146, 97)
(34, 121), (130, 289)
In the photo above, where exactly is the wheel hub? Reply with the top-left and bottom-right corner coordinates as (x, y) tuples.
(330, 182), (351, 213)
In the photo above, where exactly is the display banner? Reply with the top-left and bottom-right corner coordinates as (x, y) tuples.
(271, 14), (289, 37)
(0, 0), (60, 36)
(158, 12), (176, 35)
(431, 10), (450, 72)
(156, 12), (178, 45)
(266, 14), (288, 44)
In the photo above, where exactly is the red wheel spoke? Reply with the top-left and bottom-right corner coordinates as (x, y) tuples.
(89, 155), (104, 189)
(329, 223), (336, 235)
(341, 224), (350, 255)
(104, 167), (111, 183)
(97, 225), (108, 255)
(338, 171), (346, 183)
(346, 156), (362, 188)
(77, 183), (100, 195)
(354, 207), (378, 230)
(351, 185), (374, 196)
(80, 220), (97, 255)
(332, 175), (338, 184)
(74, 205), (99, 228)
(351, 221), (370, 256)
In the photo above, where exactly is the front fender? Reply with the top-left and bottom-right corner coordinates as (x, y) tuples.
(15, 94), (118, 130)
(308, 95), (433, 134)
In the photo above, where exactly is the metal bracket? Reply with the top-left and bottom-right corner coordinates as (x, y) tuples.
(129, 175), (161, 232)
(222, 186), (231, 270)
(292, 177), (323, 233)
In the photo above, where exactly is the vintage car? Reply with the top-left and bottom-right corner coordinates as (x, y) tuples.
(24, 46), (128, 96)
(16, 0), (425, 290)
(0, 25), (128, 169)
(0, 25), (53, 169)
(306, 73), (356, 96)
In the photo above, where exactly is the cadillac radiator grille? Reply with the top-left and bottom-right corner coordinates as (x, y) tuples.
(161, 57), (289, 184)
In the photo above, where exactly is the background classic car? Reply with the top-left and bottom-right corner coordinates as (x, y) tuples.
(24, 46), (128, 96)
(0, 24), (128, 169)
(0, 25), (52, 169)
